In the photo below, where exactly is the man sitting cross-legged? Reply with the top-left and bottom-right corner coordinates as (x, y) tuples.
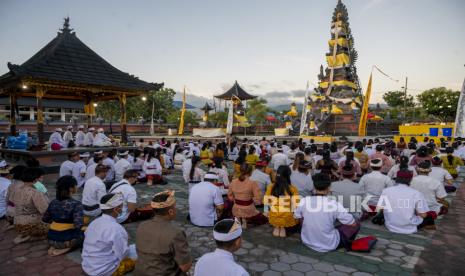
(377, 169), (431, 234)
(135, 190), (192, 276)
(188, 172), (224, 227)
(194, 219), (249, 276)
(82, 193), (136, 276)
(294, 173), (360, 252)
(411, 160), (448, 218)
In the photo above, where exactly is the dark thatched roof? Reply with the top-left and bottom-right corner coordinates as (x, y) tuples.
(0, 18), (162, 92)
(215, 81), (256, 101)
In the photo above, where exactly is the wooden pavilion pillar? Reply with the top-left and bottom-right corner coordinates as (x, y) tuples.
(9, 90), (17, 136)
(84, 97), (93, 127)
(36, 87), (46, 146)
(119, 93), (127, 144)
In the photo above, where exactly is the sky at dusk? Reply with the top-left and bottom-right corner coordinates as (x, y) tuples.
(0, 0), (464, 106)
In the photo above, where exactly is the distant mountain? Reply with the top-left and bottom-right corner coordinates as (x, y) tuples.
(172, 101), (196, 109)
(174, 91), (213, 109)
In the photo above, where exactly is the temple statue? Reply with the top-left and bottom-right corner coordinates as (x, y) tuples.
(305, 0), (363, 133)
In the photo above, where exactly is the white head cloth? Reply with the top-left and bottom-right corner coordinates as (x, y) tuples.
(204, 173), (219, 180)
(100, 193), (124, 210)
(213, 219), (242, 241)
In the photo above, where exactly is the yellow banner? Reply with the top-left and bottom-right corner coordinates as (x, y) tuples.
(326, 53), (350, 67)
(178, 87), (186, 135)
(358, 73), (372, 136)
(319, 79), (357, 89)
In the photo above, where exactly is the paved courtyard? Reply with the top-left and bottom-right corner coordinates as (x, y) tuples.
(1, 167), (464, 276)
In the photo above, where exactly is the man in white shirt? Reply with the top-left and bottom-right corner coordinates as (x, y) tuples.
(270, 145), (289, 170)
(102, 151), (116, 186)
(194, 219), (249, 276)
(82, 164), (109, 217)
(59, 152), (79, 177)
(63, 126), (74, 148)
(359, 159), (394, 211)
(73, 152), (89, 188)
(109, 170), (153, 224)
(294, 173), (360, 252)
(84, 127), (95, 147)
(250, 160), (271, 196)
(114, 151), (132, 182)
(188, 173), (224, 227)
(377, 170), (430, 234)
(290, 160), (314, 197)
(82, 193), (134, 276)
(282, 140), (290, 155)
(411, 161), (448, 215)
(430, 156), (455, 192)
(93, 128), (112, 147)
(74, 125), (86, 147)
(87, 150), (103, 167)
(49, 128), (67, 150)
(86, 156), (102, 181)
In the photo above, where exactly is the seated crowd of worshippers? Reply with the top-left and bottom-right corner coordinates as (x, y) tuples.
(0, 135), (462, 275)
(48, 126), (116, 150)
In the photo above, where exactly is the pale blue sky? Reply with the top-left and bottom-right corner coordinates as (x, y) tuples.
(0, 0), (464, 104)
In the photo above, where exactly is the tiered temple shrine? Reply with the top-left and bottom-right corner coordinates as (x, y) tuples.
(306, 0), (363, 135)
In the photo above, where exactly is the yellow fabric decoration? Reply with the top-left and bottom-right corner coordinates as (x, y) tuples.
(319, 80), (357, 89)
(311, 95), (326, 102)
(50, 222), (75, 231)
(321, 106), (329, 113)
(326, 53), (350, 67)
(286, 103), (298, 117)
(328, 38), (348, 47)
(309, 121), (316, 129)
(331, 104), (343, 114)
(112, 258), (135, 276)
(350, 102), (358, 110)
(358, 73), (372, 136)
(84, 103), (96, 115)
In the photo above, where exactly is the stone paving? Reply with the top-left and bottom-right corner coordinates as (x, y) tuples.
(0, 168), (464, 275)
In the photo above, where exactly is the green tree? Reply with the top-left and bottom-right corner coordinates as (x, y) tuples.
(246, 98), (268, 125)
(382, 91), (415, 108)
(209, 111), (228, 127)
(126, 88), (176, 122)
(96, 87), (175, 122)
(417, 87), (460, 122)
(166, 109), (198, 126)
(96, 100), (119, 122)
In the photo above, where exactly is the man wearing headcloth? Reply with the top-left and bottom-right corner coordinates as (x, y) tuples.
(115, 151), (132, 182)
(135, 190), (192, 276)
(84, 127), (95, 147)
(63, 126), (74, 148)
(73, 152), (89, 188)
(359, 158), (393, 213)
(82, 164), (108, 218)
(75, 125), (86, 147)
(194, 219), (249, 276)
(377, 169), (430, 234)
(411, 161), (448, 216)
(188, 173), (224, 227)
(49, 128), (67, 150)
(294, 173), (360, 253)
(331, 163), (364, 219)
(82, 193), (135, 276)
